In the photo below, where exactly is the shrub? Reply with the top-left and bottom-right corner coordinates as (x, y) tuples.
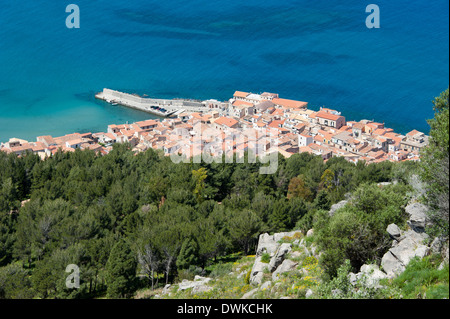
(244, 269), (251, 285)
(261, 253), (271, 263)
(176, 265), (203, 282)
(315, 182), (410, 277)
(209, 263), (232, 278)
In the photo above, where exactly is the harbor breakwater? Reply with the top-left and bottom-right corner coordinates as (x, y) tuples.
(95, 88), (212, 117)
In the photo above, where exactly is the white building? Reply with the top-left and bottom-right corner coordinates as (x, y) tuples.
(298, 133), (313, 147)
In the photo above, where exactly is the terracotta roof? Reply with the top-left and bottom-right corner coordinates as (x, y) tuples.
(271, 108), (285, 116)
(54, 133), (82, 144)
(104, 133), (117, 140)
(367, 122), (384, 129)
(136, 119), (159, 128)
(66, 138), (84, 146)
(214, 117), (239, 128)
(272, 98), (308, 109)
(31, 142), (46, 152)
(268, 119), (285, 128)
(373, 128), (387, 136)
(234, 91), (250, 98)
(37, 135), (55, 145)
(315, 111), (342, 121)
(233, 100), (254, 108)
(352, 123), (365, 130)
(406, 129), (422, 136)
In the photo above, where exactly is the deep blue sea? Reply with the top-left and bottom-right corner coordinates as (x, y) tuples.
(0, 0), (448, 142)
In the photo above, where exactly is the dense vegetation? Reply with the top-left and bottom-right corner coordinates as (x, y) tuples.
(0, 88), (447, 299)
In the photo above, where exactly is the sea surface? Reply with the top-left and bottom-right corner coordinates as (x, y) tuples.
(0, 0), (448, 142)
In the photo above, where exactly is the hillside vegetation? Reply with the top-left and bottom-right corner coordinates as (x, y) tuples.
(0, 88), (448, 299)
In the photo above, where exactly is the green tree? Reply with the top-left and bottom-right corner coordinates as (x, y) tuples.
(227, 210), (264, 255)
(105, 239), (137, 298)
(136, 228), (161, 291)
(0, 263), (33, 299)
(0, 211), (16, 266)
(315, 183), (410, 276)
(420, 88), (449, 237)
(320, 169), (336, 191)
(192, 167), (208, 204)
(176, 238), (200, 270)
(287, 175), (312, 201)
(31, 260), (57, 298)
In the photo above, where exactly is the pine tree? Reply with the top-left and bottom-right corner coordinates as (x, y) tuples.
(105, 239), (137, 298)
(176, 238), (200, 270)
(420, 88), (449, 237)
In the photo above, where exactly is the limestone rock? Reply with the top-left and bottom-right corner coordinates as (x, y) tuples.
(250, 272), (264, 286)
(256, 233), (280, 257)
(405, 202), (428, 231)
(162, 284), (171, 295)
(249, 256), (268, 286)
(305, 289), (314, 298)
(387, 223), (402, 240)
(255, 231), (299, 257)
(192, 285), (213, 294)
(381, 230), (429, 278)
(272, 259), (298, 281)
(178, 275), (212, 291)
(268, 243), (292, 272)
(329, 200), (348, 216)
(251, 231), (300, 286)
(358, 264), (387, 288)
(290, 250), (302, 259)
(241, 288), (258, 299)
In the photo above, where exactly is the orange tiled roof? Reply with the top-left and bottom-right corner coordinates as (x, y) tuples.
(233, 100), (254, 108)
(315, 111), (342, 121)
(215, 117), (239, 128)
(272, 98), (308, 109)
(406, 129), (421, 136)
(234, 91), (250, 98)
(136, 119), (159, 128)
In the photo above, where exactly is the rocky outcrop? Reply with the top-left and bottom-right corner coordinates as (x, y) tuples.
(177, 275), (212, 293)
(255, 231), (299, 256)
(250, 231), (301, 286)
(386, 223), (402, 239)
(249, 257), (266, 286)
(349, 264), (387, 289)
(352, 201), (433, 284)
(405, 202), (429, 232)
(268, 243), (292, 272)
(329, 200), (348, 216)
(381, 227), (429, 278)
(272, 259), (298, 281)
(241, 288), (259, 299)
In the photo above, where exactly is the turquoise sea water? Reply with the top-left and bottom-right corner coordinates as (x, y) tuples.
(0, 0), (448, 142)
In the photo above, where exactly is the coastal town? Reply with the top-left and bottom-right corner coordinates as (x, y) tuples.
(0, 89), (429, 164)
